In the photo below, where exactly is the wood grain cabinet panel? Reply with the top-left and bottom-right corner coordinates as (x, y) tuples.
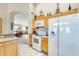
(0, 39), (18, 56)
(29, 34), (32, 46)
(5, 43), (18, 56)
(0, 43), (4, 56)
(41, 37), (48, 54)
(4, 40), (18, 56)
(32, 20), (35, 29)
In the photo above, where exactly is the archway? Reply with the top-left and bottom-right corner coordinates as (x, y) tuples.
(9, 10), (29, 44)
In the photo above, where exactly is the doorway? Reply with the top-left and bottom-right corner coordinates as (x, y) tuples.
(13, 14), (29, 44)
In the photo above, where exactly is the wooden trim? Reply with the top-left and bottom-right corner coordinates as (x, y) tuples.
(50, 9), (78, 19)
(32, 20), (35, 29)
(0, 18), (2, 34)
(29, 33), (32, 46)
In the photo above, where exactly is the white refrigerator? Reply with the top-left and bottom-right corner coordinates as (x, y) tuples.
(48, 13), (79, 56)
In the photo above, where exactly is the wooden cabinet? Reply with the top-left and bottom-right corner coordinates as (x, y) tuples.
(44, 19), (48, 29)
(5, 40), (18, 56)
(0, 39), (18, 56)
(34, 15), (49, 29)
(29, 33), (32, 46)
(35, 15), (45, 28)
(32, 20), (35, 29)
(0, 43), (4, 56)
(41, 37), (48, 54)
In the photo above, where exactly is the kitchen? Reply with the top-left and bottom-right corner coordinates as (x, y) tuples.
(0, 3), (79, 56)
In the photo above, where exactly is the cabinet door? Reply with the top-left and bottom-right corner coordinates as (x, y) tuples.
(44, 19), (48, 29)
(41, 37), (48, 53)
(0, 43), (4, 56)
(5, 40), (18, 56)
(29, 34), (32, 46)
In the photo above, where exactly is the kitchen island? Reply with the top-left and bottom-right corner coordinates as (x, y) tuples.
(0, 37), (18, 56)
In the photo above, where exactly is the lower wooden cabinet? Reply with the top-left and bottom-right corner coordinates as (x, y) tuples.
(0, 39), (18, 56)
(5, 40), (18, 56)
(41, 37), (48, 54)
(29, 33), (32, 46)
(0, 43), (4, 56)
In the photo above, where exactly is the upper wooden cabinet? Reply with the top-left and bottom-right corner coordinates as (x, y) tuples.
(32, 20), (35, 29)
(33, 15), (49, 29)
(36, 15), (46, 28)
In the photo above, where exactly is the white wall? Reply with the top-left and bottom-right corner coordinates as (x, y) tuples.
(14, 14), (28, 26)
(8, 3), (29, 12)
(36, 3), (79, 16)
(14, 14), (28, 31)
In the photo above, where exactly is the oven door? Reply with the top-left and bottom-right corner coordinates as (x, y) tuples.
(32, 36), (41, 51)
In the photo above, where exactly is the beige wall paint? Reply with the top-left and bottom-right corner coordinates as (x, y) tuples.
(7, 3), (29, 33)
(28, 3), (35, 33)
(0, 3), (30, 34)
(8, 3), (29, 12)
(14, 14), (28, 26)
(0, 4), (8, 34)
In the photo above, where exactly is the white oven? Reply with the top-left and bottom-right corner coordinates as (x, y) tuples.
(32, 35), (41, 51)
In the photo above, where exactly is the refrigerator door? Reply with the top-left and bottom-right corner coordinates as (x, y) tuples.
(59, 13), (79, 56)
(48, 17), (59, 56)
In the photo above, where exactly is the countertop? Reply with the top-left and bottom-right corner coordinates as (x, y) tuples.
(0, 37), (18, 42)
(41, 36), (48, 38)
(33, 34), (48, 38)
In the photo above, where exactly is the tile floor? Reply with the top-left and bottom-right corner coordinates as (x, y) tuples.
(18, 36), (47, 56)
(18, 44), (47, 56)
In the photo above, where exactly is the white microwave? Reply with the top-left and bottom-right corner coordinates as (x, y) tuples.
(35, 20), (44, 27)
